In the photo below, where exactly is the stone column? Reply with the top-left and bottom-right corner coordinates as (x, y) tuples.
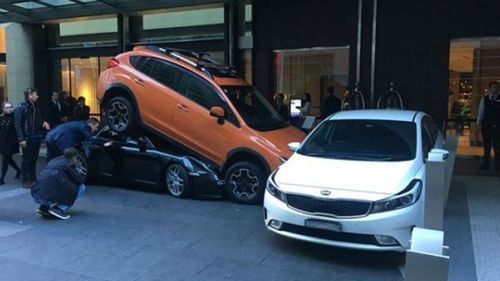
(6, 23), (34, 106)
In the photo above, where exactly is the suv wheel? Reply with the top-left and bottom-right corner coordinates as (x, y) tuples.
(225, 161), (266, 204)
(105, 96), (135, 134)
(166, 163), (192, 198)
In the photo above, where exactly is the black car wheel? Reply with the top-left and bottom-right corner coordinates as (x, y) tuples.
(105, 96), (135, 134)
(166, 163), (192, 198)
(224, 161), (266, 205)
(75, 152), (88, 181)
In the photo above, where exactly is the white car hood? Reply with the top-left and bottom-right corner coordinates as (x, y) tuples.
(275, 154), (421, 201)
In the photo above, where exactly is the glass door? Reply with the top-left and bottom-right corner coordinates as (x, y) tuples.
(449, 38), (500, 156)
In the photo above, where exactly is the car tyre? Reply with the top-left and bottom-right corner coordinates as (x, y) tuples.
(105, 96), (135, 134)
(165, 163), (192, 198)
(75, 151), (95, 183)
(224, 161), (266, 205)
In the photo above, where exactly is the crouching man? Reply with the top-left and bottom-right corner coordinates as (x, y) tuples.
(31, 148), (85, 220)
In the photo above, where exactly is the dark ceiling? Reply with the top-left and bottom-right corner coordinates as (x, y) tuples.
(0, 0), (223, 23)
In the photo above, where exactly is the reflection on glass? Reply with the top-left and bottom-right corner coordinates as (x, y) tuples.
(274, 47), (349, 117)
(0, 63), (7, 102)
(60, 56), (113, 115)
(449, 38), (500, 153)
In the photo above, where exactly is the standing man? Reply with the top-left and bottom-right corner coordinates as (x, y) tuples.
(45, 118), (101, 162)
(14, 87), (51, 188)
(321, 86), (342, 119)
(477, 81), (500, 170)
(47, 91), (66, 129)
(61, 91), (77, 120)
(72, 97), (90, 121)
(274, 93), (289, 121)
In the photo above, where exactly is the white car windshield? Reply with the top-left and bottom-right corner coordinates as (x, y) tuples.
(298, 120), (417, 161)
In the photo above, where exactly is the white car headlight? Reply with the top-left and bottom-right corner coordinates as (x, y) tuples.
(371, 180), (422, 213)
(266, 170), (286, 202)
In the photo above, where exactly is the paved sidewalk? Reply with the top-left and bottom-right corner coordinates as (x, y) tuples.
(0, 162), (491, 281)
(458, 175), (500, 281)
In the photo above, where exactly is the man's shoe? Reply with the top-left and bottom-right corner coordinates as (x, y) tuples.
(36, 205), (50, 216)
(48, 206), (70, 220)
(22, 180), (32, 189)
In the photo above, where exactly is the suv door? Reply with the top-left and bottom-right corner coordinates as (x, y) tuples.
(131, 56), (184, 136)
(172, 73), (238, 164)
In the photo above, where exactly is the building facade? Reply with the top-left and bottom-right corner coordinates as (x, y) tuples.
(1, 0), (500, 134)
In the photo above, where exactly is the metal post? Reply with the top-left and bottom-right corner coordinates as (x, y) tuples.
(369, 0), (377, 108)
(356, 0), (363, 83)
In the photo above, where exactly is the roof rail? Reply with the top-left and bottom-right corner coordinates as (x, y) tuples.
(140, 45), (238, 79)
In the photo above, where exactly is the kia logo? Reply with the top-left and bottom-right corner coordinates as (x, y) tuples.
(321, 190), (331, 196)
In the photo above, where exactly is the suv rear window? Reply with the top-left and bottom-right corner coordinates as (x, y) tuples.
(299, 120), (417, 161)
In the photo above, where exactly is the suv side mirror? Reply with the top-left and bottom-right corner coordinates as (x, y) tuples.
(288, 142), (301, 152)
(209, 106), (225, 125)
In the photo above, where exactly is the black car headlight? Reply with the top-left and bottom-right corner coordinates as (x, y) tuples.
(371, 179), (422, 214)
(266, 171), (286, 202)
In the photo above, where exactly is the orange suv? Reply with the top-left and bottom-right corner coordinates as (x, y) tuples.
(97, 46), (305, 204)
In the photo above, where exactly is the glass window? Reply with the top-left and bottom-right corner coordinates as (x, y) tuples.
(40, 0), (74, 6)
(274, 47), (349, 117)
(61, 58), (70, 93)
(13, 2), (46, 9)
(136, 4), (224, 43)
(222, 85), (288, 131)
(143, 6), (223, 29)
(185, 75), (223, 109)
(137, 58), (155, 76)
(60, 18), (117, 36)
(0, 27), (5, 53)
(299, 120), (417, 161)
(0, 63), (7, 102)
(150, 60), (184, 91)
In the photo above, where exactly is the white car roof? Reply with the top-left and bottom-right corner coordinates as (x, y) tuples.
(327, 109), (422, 122)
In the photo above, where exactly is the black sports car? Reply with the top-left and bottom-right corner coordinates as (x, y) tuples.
(77, 126), (224, 199)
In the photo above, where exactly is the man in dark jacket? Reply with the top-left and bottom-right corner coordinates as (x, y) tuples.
(31, 148), (85, 220)
(47, 91), (66, 129)
(72, 97), (90, 121)
(14, 88), (51, 188)
(320, 86), (342, 119)
(45, 118), (100, 162)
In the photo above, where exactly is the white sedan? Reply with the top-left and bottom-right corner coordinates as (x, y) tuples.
(263, 110), (444, 251)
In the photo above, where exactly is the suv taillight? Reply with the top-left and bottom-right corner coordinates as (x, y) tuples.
(107, 58), (120, 69)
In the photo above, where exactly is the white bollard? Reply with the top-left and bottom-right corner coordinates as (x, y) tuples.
(424, 148), (449, 230)
(405, 227), (449, 281)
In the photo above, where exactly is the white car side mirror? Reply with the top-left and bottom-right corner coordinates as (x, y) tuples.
(428, 148), (449, 162)
(288, 142), (301, 152)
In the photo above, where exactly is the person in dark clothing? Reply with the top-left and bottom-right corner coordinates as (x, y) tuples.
(14, 88), (51, 188)
(31, 148), (85, 220)
(0, 102), (21, 185)
(274, 93), (289, 121)
(61, 91), (77, 120)
(45, 118), (100, 162)
(477, 82), (500, 170)
(72, 96), (90, 121)
(47, 91), (66, 129)
(321, 86), (342, 119)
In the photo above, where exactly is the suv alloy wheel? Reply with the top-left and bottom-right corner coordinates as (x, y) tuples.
(105, 96), (135, 134)
(225, 161), (266, 204)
